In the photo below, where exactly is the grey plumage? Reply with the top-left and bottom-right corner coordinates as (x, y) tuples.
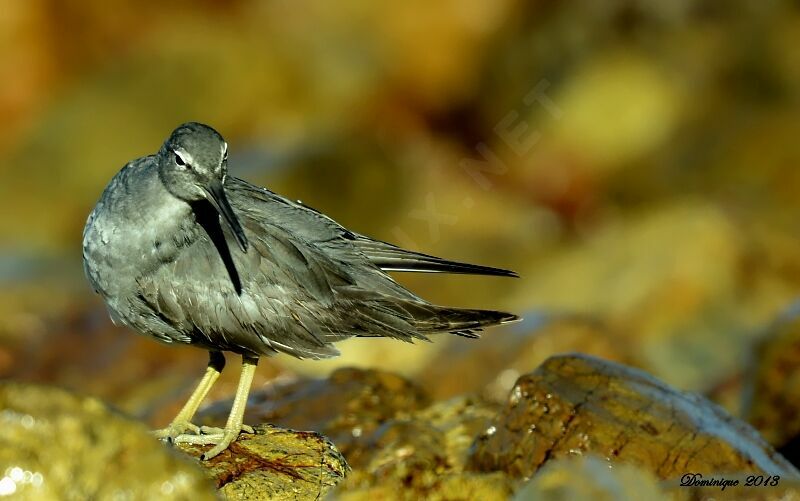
(83, 122), (519, 361)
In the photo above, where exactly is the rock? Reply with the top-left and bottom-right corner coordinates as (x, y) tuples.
(513, 455), (669, 501)
(0, 381), (350, 500)
(414, 396), (502, 471)
(335, 471), (513, 501)
(746, 305), (800, 449)
(201, 369), (511, 499)
(349, 396), (497, 474)
(198, 367), (429, 467)
(0, 381), (215, 500)
(176, 424), (349, 500)
(468, 354), (800, 481)
(330, 395), (511, 500)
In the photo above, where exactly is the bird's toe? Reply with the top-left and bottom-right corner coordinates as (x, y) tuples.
(200, 430), (239, 460)
(172, 432), (224, 445)
(152, 421), (201, 441)
(171, 426), (247, 460)
(199, 424), (254, 435)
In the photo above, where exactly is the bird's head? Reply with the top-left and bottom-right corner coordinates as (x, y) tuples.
(157, 122), (248, 252)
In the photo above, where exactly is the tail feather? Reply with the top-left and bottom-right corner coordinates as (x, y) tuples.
(406, 303), (519, 337)
(351, 297), (519, 340)
(451, 329), (482, 339)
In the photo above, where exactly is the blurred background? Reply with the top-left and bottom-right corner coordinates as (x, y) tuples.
(1, 0), (799, 441)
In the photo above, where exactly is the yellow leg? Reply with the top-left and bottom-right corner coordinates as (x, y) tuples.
(153, 351), (225, 441)
(174, 355), (258, 460)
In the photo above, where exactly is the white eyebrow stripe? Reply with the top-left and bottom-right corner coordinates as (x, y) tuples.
(172, 148), (194, 166)
(222, 142), (228, 158)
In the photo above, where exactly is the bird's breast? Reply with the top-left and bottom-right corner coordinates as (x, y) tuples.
(82, 179), (199, 301)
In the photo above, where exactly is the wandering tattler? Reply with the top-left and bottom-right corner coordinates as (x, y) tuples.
(82, 122), (519, 459)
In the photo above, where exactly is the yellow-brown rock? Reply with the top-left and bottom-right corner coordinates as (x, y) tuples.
(0, 382), (216, 500)
(468, 354), (800, 480)
(328, 394), (511, 500)
(176, 424), (349, 500)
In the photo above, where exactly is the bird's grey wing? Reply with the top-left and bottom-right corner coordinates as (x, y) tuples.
(226, 177), (517, 277)
(226, 177), (428, 301)
(226, 177), (359, 244)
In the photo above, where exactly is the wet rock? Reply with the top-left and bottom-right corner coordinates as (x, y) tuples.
(0, 381), (215, 500)
(420, 314), (632, 401)
(746, 305), (800, 450)
(469, 354), (800, 480)
(335, 471), (513, 501)
(201, 370), (508, 499)
(350, 419), (449, 482)
(513, 455), (668, 501)
(176, 424), (349, 500)
(415, 396), (502, 471)
(198, 367), (429, 467)
(349, 396), (497, 474)
(330, 396), (511, 500)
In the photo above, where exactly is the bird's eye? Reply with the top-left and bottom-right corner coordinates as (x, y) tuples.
(174, 152), (188, 168)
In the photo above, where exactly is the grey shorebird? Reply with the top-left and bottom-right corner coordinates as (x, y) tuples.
(82, 122), (519, 460)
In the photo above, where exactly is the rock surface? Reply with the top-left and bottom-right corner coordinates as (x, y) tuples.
(0, 381), (216, 500)
(200, 368), (514, 499)
(176, 424), (349, 500)
(468, 354), (800, 481)
(330, 397), (513, 500)
(5, 359), (798, 500)
(195, 360), (800, 498)
(4, 356), (800, 500)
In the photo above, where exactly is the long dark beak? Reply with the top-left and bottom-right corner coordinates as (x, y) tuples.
(203, 180), (249, 253)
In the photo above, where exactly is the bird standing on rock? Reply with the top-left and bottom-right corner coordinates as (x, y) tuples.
(82, 122), (519, 460)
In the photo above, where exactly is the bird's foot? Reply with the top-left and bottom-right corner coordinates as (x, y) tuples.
(173, 424), (254, 460)
(152, 420), (201, 442)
